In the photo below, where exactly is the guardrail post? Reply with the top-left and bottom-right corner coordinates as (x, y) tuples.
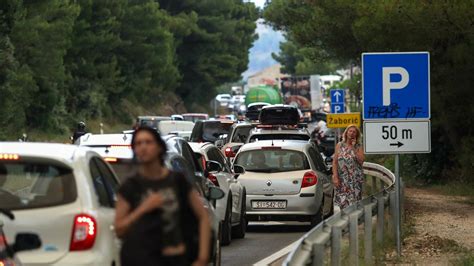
(371, 175), (377, 192)
(364, 204), (373, 265)
(312, 242), (325, 266)
(331, 222), (344, 266)
(389, 190), (397, 239)
(376, 195), (384, 245)
(349, 212), (359, 265)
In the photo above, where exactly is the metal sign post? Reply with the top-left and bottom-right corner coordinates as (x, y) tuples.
(362, 52), (431, 257)
(395, 154), (401, 255)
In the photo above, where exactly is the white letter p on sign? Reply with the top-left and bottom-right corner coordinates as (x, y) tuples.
(382, 67), (409, 106)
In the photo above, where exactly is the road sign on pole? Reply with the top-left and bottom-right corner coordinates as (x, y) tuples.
(363, 121), (431, 154)
(362, 51), (431, 257)
(330, 103), (344, 114)
(362, 52), (430, 120)
(330, 89), (345, 114)
(327, 113), (361, 128)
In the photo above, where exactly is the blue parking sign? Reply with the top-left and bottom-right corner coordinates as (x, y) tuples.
(362, 52), (430, 120)
(330, 89), (345, 104)
(331, 103), (344, 114)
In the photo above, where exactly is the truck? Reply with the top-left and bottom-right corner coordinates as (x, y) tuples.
(244, 85), (283, 106)
(280, 75), (325, 121)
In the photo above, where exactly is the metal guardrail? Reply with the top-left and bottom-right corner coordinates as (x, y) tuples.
(284, 162), (399, 266)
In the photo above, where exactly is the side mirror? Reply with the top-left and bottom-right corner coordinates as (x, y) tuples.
(206, 160), (223, 173)
(215, 139), (225, 148)
(208, 186), (225, 200)
(324, 156), (333, 165)
(12, 233), (42, 254)
(233, 164), (245, 175)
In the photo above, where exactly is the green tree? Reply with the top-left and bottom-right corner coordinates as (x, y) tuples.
(157, 0), (258, 108)
(264, 0), (474, 181)
(9, 0), (80, 131)
(65, 0), (126, 119)
(273, 42), (339, 75)
(118, 0), (179, 106)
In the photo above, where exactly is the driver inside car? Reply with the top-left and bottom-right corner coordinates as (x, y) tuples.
(0, 164), (21, 207)
(250, 153), (269, 169)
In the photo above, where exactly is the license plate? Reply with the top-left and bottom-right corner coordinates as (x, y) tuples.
(252, 201), (287, 209)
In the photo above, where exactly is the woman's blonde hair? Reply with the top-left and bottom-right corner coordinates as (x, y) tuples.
(342, 124), (362, 145)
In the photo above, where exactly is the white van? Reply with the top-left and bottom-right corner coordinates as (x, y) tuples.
(158, 120), (195, 136)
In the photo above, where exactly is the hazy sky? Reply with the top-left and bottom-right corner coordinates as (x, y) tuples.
(242, 0), (285, 79)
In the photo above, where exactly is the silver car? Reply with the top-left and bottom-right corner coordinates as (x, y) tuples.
(234, 140), (334, 227)
(190, 142), (247, 246)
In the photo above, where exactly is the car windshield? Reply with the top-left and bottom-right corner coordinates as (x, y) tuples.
(203, 122), (233, 143)
(0, 161), (77, 210)
(248, 134), (310, 143)
(183, 115), (207, 122)
(231, 125), (254, 143)
(139, 119), (159, 129)
(235, 149), (310, 173)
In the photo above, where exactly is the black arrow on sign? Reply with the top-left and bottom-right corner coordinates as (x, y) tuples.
(390, 141), (404, 148)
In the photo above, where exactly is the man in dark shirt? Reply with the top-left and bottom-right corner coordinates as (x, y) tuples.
(114, 126), (210, 266)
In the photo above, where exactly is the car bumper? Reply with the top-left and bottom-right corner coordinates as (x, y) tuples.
(20, 250), (114, 266)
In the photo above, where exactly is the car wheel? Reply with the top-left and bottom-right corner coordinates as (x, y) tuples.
(213, 223), (222, 266)
(311, 198), (324, 227)
(221, 196), (232, 246)
(232, 190), (247, 239)
(325, 191), (335, 218)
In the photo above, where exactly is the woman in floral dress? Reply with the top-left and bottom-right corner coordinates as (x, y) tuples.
(332, 125), (365, 209)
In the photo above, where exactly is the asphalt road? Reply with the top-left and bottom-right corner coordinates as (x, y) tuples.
(221, 222), (311, 266)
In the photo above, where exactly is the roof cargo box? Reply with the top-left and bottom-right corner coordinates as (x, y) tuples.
(259, 105), (300, 125)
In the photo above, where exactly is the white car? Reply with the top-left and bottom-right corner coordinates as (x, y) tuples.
(189, 142), (246, 246)
(234, 140), (334, 227)
(247, 126), (311, 143)
(215, 94), (232, 106)
(158, 120), (194, 136)
(77, 133), (135, 182)
(0, 142), (121, 265)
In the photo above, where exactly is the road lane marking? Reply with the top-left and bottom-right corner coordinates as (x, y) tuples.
(253, 240), (299, 266)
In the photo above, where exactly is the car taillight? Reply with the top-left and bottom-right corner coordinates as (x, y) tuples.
(208, 173), (219, 187)
(0, 258), (16, 266)
(0, 234), (7, 250)
(301, 171), (318, 188)
(0, 154), (19, 160)
(70, 214), (97, 251)
(225, 147), (236, 158)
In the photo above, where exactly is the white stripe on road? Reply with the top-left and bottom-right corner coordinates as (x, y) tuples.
(253, 240), (299, 266)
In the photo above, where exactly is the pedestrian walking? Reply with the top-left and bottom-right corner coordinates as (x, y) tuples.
(332, 124), (364, 209)
(114, 126), (210, 266)
(71, 121), (87, 144)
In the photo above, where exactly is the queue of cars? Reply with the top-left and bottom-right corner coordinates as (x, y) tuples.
(0, 104), (335, 266)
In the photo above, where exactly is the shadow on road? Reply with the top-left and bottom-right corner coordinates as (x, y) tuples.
(246, 223), (312, 233)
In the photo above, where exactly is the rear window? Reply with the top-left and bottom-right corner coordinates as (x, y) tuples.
(202, 122), (233, 143)
(235, 149), (310, 173)
(248, 134), (310, 143)
(139, 119), (159, 129)
(0, 161), (77, 210)
(109, 161), (136, 182)
(183, 115), (207, 122)
(230, 125), (254, 143)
